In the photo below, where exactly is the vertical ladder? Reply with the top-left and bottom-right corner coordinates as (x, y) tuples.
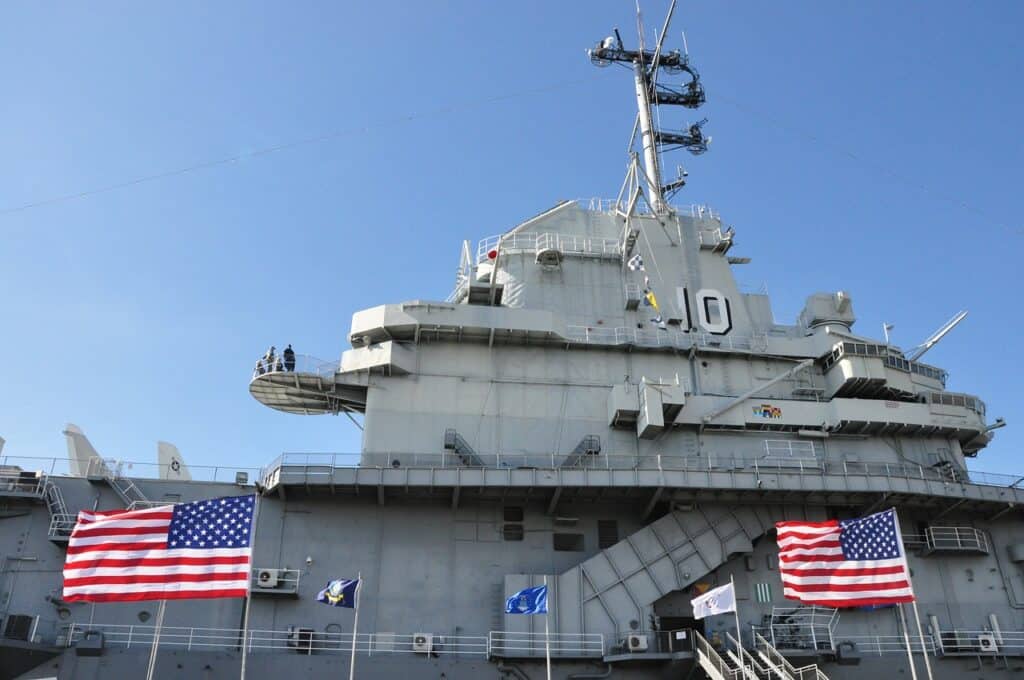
(43, 481), (75, 542)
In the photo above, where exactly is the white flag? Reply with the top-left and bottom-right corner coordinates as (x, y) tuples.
(690, 582), (736, 619)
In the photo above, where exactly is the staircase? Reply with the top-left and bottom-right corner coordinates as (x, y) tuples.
(92, 458), (157, 510)
(550, 505), (786, 642)
(694, 630), (742, 680)
(753, 632), (830, 680)
(43, 480), (75, 542)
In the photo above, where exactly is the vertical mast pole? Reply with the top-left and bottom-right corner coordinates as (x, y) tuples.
(893, 510), (935, 680)
(632, 64), (663, 213)
(145, 599), (167, 680)
(349, 573), (362, 680)
(240, 493), (262, 680)
(730, 575), (746, 676)
(543, 575), (552, 680)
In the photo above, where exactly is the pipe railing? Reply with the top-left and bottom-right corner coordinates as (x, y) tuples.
(251, 353), (337, 381)
(0, 455), (261, 485)
(487, 631), (604, 658)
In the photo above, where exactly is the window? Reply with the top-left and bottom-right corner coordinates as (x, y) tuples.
(503, 524), (524, 541)
(553, 533), (585, 552)
(503, 507), (524, 522)
(598, 520), (619, 549)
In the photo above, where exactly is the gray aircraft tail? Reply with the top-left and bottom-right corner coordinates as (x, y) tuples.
(157, 441), (193, 481)
(62, 424), (110, 477)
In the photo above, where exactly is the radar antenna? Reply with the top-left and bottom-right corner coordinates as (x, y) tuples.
(588, 0), (709, 214)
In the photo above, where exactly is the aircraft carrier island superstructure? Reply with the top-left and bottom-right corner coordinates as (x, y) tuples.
(0, 6), (1019, 680)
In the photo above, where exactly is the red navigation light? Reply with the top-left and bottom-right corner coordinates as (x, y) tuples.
(487, 249), (498, 260)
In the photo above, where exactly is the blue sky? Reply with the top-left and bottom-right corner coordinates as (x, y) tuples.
(1, 1), (1021, 477)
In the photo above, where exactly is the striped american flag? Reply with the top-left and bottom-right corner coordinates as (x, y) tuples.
(776, 508), (914, 608)
(63, 495), (255, 602)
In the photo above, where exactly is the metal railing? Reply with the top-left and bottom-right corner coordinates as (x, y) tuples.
(582, 197), (721, 221)
(487, 631), (604, 658)
(754, 632), (828, 680)
(938, 629), (1024, 656)
(48, 513), (77, 539)
(0, 469), (46, 497)
(0, 454), (261, 486)
(263, 451), (1024, 491)
(924, 526), (989, 553)
(476, 232), (621, 265)
(251, 353), (337, 381)
(694, 629), (742, 680)
(563, 325), (768, 353)
(838, 634), (937, 656)
(64, 623), (610, 658)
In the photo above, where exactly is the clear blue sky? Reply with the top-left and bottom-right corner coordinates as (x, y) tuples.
(1, 1), (1021, 476)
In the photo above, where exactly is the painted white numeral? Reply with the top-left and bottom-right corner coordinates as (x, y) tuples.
(695, 288), (732, 334)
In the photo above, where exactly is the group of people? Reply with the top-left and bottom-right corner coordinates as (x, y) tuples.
(254, 344), (296, 375)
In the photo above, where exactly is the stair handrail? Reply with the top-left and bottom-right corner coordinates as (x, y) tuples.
(694, 630), (742, 680)
(754, 632), (830, 680)
(726, 632), (771, 679)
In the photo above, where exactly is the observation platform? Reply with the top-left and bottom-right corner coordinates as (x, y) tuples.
(248, 354), (367, 415)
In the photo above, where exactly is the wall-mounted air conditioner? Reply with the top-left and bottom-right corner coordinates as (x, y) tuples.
(255, 569), (280, 588)
(413, 633), (433, 653)
(978, 634), (998, 653)
(626, 634), (648, 652)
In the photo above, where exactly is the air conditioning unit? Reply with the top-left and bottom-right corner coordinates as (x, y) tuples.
(978, 634), (998, 653)
(255, 569), (279, 588)
(413, 633), (433, 653)
(626, 634), (649, 652)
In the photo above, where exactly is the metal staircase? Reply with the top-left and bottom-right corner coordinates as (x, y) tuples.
(753, 632), (830, 680)
(694, 630), (742, 680)
(552, 505), (786, 642)
(43, 480), (75, 542)
(92, 458), (157, 510)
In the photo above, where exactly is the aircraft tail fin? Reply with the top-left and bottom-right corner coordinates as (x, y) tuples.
(158, 441), (192, 481)
(63, 424), (109, 477)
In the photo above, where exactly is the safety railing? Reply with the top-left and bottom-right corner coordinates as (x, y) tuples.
(48, 513), (77, 539)
(694, 630), (742, 679)
(754, 632), (828, 680)
(0, 469), (46, 497)
(938, 629), (1024, 656)
(261, 450), (1024, 492)
(487, 631), (604, 658)
(563, 325), (768, 353)
(251, 353), (337, 381)
(65, 623), (623, 658)
(582, 197), (721, 221)
(0, 454), (261, 486)
(475, 232), (621, 265)
(924, 526), (989, 554)
(725, 632), (770, 679)
(837, 634), (937, 656)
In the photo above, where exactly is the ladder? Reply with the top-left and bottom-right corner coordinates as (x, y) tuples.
(43, 480), (76, 541)
(96, 458), (156, 510)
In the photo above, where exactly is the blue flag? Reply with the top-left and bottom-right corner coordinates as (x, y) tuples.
(505, 585), (548, 614)
(316, 578), (360, 608)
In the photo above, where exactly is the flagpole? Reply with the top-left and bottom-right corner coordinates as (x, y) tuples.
(898, 603), (919, 680)
(349, 572), (362, 680)
(240, 493), (262, 680)
(730, 575), (745, 675)
(541, 575), (551, 680)
(893, 509), (935, 680)
(145, 598), (167, 680)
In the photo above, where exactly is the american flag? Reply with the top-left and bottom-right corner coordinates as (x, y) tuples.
(776, 508), (914, 608)
(63, 495), (256, 602)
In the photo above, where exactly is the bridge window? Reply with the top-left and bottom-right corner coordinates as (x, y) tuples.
(554, 533), (585, 552)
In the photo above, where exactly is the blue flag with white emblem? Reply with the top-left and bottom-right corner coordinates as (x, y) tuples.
(316, 578), (360, 608)
(505, 585), (548, 614)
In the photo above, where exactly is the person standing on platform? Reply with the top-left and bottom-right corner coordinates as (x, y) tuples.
(283, 344), (296, 372)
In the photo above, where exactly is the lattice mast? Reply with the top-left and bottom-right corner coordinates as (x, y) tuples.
(588, 0), (710, 214)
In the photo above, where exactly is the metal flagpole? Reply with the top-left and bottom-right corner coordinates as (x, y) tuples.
(543, 575), (551, 680)
(730, 575), (745, 675)
(145, 599), (167, 680)
(898, 604), (919, 680)
(893, 509), (935, 680)
(349, 572), (362, 680)
(240, 493), (262, 680)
